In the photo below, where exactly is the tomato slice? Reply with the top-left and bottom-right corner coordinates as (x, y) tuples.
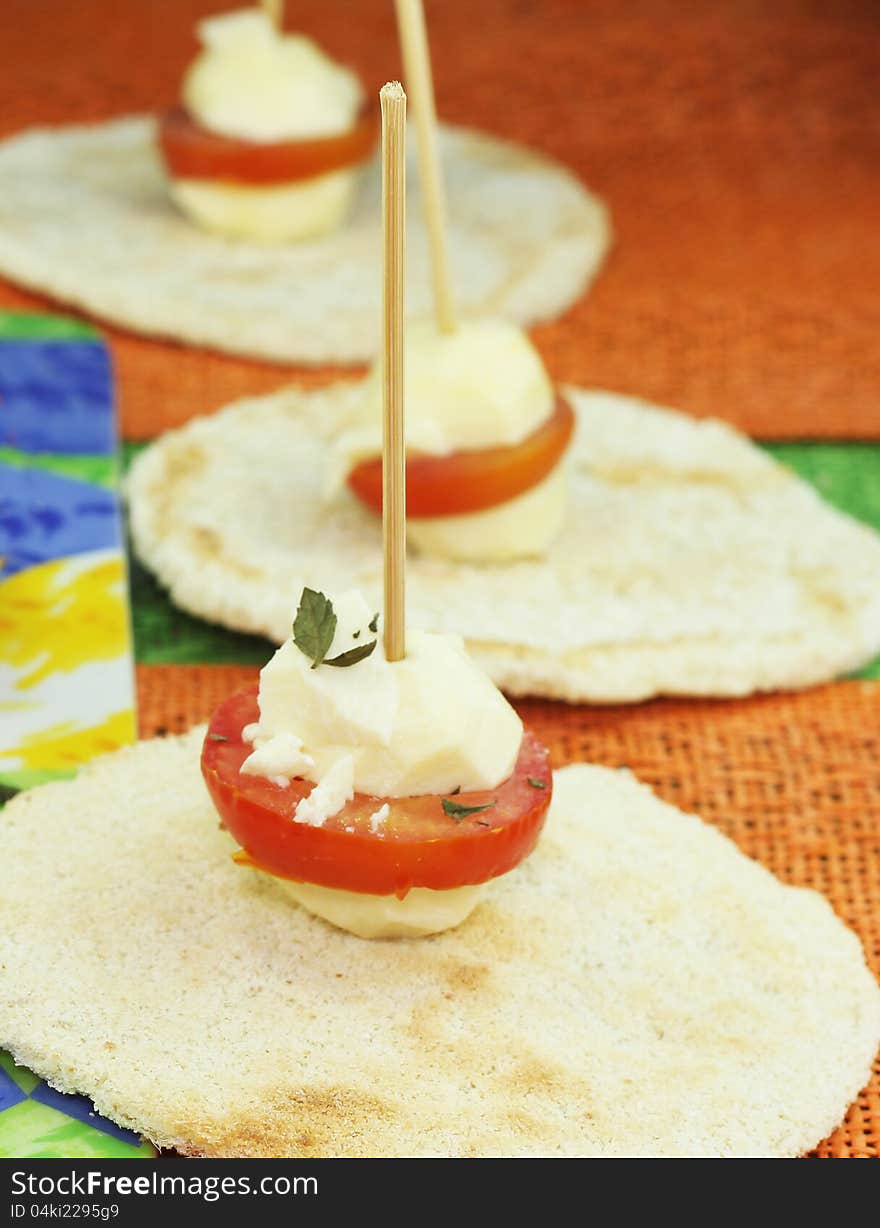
(201, 687), (552, 896)
(347, 395), (574, 518)
(158, 105), (378, 185)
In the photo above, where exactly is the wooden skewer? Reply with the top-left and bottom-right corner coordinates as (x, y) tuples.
(393, 0), (456, 334)
(380, 82), (407, 663)
(260, 0), (284, 31)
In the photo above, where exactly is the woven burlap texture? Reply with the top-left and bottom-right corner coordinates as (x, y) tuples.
(134, 664), (880, 1158)
(0, 0), (877, 439)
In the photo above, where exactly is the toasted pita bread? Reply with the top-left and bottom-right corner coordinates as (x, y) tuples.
(1, 734), (876, 1157)
(127, 386), (880, 701)
(0, 117), (609, 364)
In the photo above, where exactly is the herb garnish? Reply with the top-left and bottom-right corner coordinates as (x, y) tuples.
(368, 612), (379, 633)
(442, 798), (496, 822)
(352, 629), (361, 639)
(527, 777), (546, 789)
(207, 733), (229, 742)
(293, 588), (337, 668)
(325, 640), (377, 668)
(292, 588), (378, 669)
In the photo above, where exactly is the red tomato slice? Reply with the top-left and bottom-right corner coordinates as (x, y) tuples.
(201, 686), (552, 896)
(158, 105), (378, 186)
(346, 395), (574, 518)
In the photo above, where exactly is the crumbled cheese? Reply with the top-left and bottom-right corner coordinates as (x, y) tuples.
(294, 755), (355, 827)
(241, 731), (314, 783)
(369, 803), (390, 835)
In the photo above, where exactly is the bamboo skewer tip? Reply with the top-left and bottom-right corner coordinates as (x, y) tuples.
(380, 80), (406, 104)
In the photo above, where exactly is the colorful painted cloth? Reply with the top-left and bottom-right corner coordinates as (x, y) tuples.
(0, 310), (152, 1158)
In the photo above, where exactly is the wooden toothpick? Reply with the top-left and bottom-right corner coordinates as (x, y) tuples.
(380, 82), (407, 663)
(394, 0), (456, 334)
(260, 0), (284, 31)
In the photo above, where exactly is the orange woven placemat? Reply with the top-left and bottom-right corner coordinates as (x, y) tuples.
(135, 663), (880, 1158)
(1, 0), (878, 440)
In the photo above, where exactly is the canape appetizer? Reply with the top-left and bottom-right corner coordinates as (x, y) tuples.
(337, 317), (575, 562)
(158, 8), (376, 240)
(201, 587), (551, 938)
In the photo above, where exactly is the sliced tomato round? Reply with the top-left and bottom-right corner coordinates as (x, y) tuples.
(201, 686), (552, 896)
(158, 105), (377, 185)
(347, 395), (574, 518)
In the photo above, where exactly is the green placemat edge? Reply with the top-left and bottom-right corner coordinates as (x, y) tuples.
(0, 310), (98, 340)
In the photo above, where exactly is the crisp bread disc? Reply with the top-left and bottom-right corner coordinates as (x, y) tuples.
(0, 734), (876, 1157)
(0, 117), (609, 364)
(127, 386), (880, 702)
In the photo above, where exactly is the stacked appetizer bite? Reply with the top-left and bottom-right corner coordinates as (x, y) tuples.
(202, 586), (551, 937)
(158, 5), (375, 240)
(339, 317), (575, 561)
(337, 7), (573, 562)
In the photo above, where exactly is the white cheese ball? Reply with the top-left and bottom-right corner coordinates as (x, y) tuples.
(340, 318), (555, 461)
(274, 880), (486, 939)
(244, 590), (523, 798)
(183, 10), (362, 142)
(407, 464), (568, 561)
(167, 170), (359, 242)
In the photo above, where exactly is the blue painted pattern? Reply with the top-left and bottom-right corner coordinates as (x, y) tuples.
(0, 341), (114, 455)
(0, 1067), (26, 1112)
(30, 1083), (141, 1145)
(0, 465), (120, 577)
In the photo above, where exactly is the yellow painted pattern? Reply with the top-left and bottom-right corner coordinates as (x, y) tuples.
(9, 710), (136, 772)
(0, 555), (129, 689)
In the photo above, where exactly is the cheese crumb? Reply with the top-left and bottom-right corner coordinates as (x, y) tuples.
(241, 731), (314, 783)
(369, 803), (390, 835)
(294, 755), (355, 827)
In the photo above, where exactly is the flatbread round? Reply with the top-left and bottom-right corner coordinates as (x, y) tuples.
(127, 385), (880, 701)
(0, 117), (609, 364)
(1, 734), (876, 1157)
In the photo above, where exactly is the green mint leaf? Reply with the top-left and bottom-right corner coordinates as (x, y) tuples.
(368, 612), (379, 633)
(324, 640), (377, 668)
(441, 798), (496, 822)
(207, 733), (229, 742)
(293, 587), (337, 669)
(527, 777), (547, 789)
